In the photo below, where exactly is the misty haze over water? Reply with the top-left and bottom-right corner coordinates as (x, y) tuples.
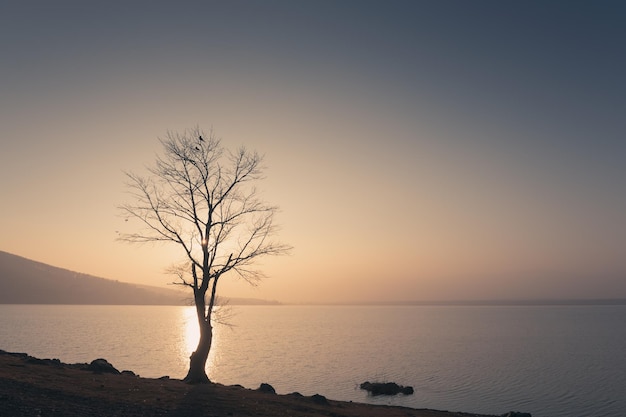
(1, 304), (624, 417)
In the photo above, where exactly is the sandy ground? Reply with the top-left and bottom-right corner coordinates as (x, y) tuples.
(0, 350), (501, 417)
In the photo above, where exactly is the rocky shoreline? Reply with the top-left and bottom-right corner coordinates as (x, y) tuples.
(0, 350), (529, 417)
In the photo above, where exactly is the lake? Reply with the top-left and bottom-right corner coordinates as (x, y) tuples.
(1, 304), (624, 417)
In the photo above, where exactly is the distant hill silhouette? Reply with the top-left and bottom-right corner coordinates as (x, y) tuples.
(0, 251), (280, 306)
(0, 251), (188, 305)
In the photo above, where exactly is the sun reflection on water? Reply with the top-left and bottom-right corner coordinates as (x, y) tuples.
(180, 306), (222, 377)
(182, 306), (199, 357)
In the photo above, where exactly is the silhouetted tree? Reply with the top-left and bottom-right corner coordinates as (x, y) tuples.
(119, 127), (290, 383)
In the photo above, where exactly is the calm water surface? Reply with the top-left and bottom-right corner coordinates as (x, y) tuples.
(1, 305), (624, 417)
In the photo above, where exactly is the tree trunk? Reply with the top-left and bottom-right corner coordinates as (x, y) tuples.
(183, 321), (213, 384)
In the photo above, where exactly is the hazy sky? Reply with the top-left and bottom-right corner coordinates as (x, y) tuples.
(1, 1), (625, 303)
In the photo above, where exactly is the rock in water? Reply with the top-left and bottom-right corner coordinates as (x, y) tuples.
(400, 385), (415, 395)
(360, 381), (414, 396)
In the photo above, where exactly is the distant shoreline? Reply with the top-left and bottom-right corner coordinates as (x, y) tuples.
(2, 251), (624, 307)
(1, 298), (625, 306)
(291, 299), (626, 306)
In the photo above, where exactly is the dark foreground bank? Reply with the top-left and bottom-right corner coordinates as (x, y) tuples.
(0, 350), (527, 417)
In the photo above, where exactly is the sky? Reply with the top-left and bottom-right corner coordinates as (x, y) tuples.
(1, 1), (625, 304)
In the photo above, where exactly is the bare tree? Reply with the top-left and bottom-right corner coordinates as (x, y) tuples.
(118, 127), (290, 383)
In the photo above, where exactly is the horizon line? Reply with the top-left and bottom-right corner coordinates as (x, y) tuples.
(279, 298), (626, 306)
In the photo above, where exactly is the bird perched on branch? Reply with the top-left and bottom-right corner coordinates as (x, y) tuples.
(199, 135), (204, 142)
